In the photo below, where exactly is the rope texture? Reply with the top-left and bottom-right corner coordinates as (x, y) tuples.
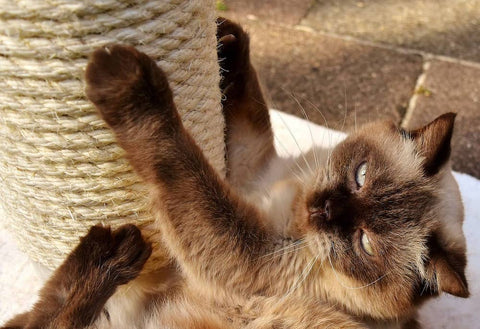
(0, 0), (225, 270)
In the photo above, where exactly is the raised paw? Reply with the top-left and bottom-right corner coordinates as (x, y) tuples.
(107, 224), (153, 284)
(74, 224), (152, 286)
(85, 44), (176, 129)
(216, 17), (251, 92)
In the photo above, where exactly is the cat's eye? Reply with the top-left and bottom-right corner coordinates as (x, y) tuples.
(360, 231), (375, 256)
(355, 162), (367, 188)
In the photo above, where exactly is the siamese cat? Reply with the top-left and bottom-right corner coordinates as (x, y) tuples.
(2, 18), (468, 329)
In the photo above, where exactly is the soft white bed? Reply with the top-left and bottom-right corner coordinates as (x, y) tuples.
(1, 110), (478, 328)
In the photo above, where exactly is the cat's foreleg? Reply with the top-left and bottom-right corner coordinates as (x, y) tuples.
(85, 45), (301, 295)
(2, 225), (151, 329)
(216, 18), (276, 189)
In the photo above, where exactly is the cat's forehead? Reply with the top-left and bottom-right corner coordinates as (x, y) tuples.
(331, 120), (424, 181)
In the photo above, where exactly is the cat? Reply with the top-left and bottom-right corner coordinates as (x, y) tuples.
(2, 18), (469, 329)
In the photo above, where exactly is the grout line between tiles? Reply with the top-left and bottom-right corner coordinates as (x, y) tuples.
(402, 60), (431, 128)
(290, 25), (480, 70)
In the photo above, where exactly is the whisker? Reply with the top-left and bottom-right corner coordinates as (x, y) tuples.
(286, 90), (320, 171)
(240, 92), (317, 182)
(284, 254), (319, 298)
(262, 244), (310, 264)
(273, 135), (308, 181)
(325, 150), (333, 181)
(354, 103), (358, 133)
(273, 111), (314, 175)
(420, 280), (429, 297)
(298, 97), (335, 164)
(341, 80), (348, 132)
(260, 239), (307, 259)
(302, 98), (330, 130)
(331, 241), (339, 258)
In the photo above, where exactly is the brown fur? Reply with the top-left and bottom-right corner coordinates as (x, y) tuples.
(2, 225), (151, 329)
(3, 18), (468, 329)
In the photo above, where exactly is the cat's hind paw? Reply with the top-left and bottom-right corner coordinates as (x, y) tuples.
(108, 224), (152, 285)
(85, 45), (176, 129)
(75, 224), (152, 286)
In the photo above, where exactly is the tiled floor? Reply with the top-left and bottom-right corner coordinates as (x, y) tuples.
(221, 0), (312, 25)
(302, 0), (480, 62)
(245, 21), (423, 132)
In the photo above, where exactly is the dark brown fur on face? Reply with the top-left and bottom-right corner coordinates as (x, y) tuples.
(2, 225), (151, 329)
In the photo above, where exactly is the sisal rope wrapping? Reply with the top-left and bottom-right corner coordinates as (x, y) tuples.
(0, 0), (225, 270)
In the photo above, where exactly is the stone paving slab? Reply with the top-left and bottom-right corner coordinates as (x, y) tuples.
(403, 60), (480, 178)
(221, 0), (313, 26)
(236, 20), (422, 132)
(302, 0), (480, 62)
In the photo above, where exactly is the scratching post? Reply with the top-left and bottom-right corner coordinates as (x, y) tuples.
(0, 0), (225, 270)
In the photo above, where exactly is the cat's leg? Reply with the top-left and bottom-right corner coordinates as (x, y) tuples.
(217, 18), (276, 189)
(242, 296), (367, 329)
(85, 45), (305, 296)
(2, 225), (151, 329)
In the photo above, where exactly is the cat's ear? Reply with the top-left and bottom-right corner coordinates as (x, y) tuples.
(425, 234), (469, 298)
(408, 113), (456, 176)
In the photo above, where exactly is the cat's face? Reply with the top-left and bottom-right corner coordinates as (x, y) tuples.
(294, 114), (468, 321)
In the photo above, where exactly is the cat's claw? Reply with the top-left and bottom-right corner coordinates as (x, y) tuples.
(216, 17), (251, 91)
(85, 44), (176, 129)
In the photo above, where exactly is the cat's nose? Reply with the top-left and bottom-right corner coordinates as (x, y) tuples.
(309, 199), (332, 222)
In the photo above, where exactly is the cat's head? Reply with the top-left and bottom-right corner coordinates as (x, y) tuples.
(296, 113), (468, 321)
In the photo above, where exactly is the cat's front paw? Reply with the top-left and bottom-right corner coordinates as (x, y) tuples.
(216, 17), (251, 92)
(85, 45), (176, 130)
(75, 224), (152, 285)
